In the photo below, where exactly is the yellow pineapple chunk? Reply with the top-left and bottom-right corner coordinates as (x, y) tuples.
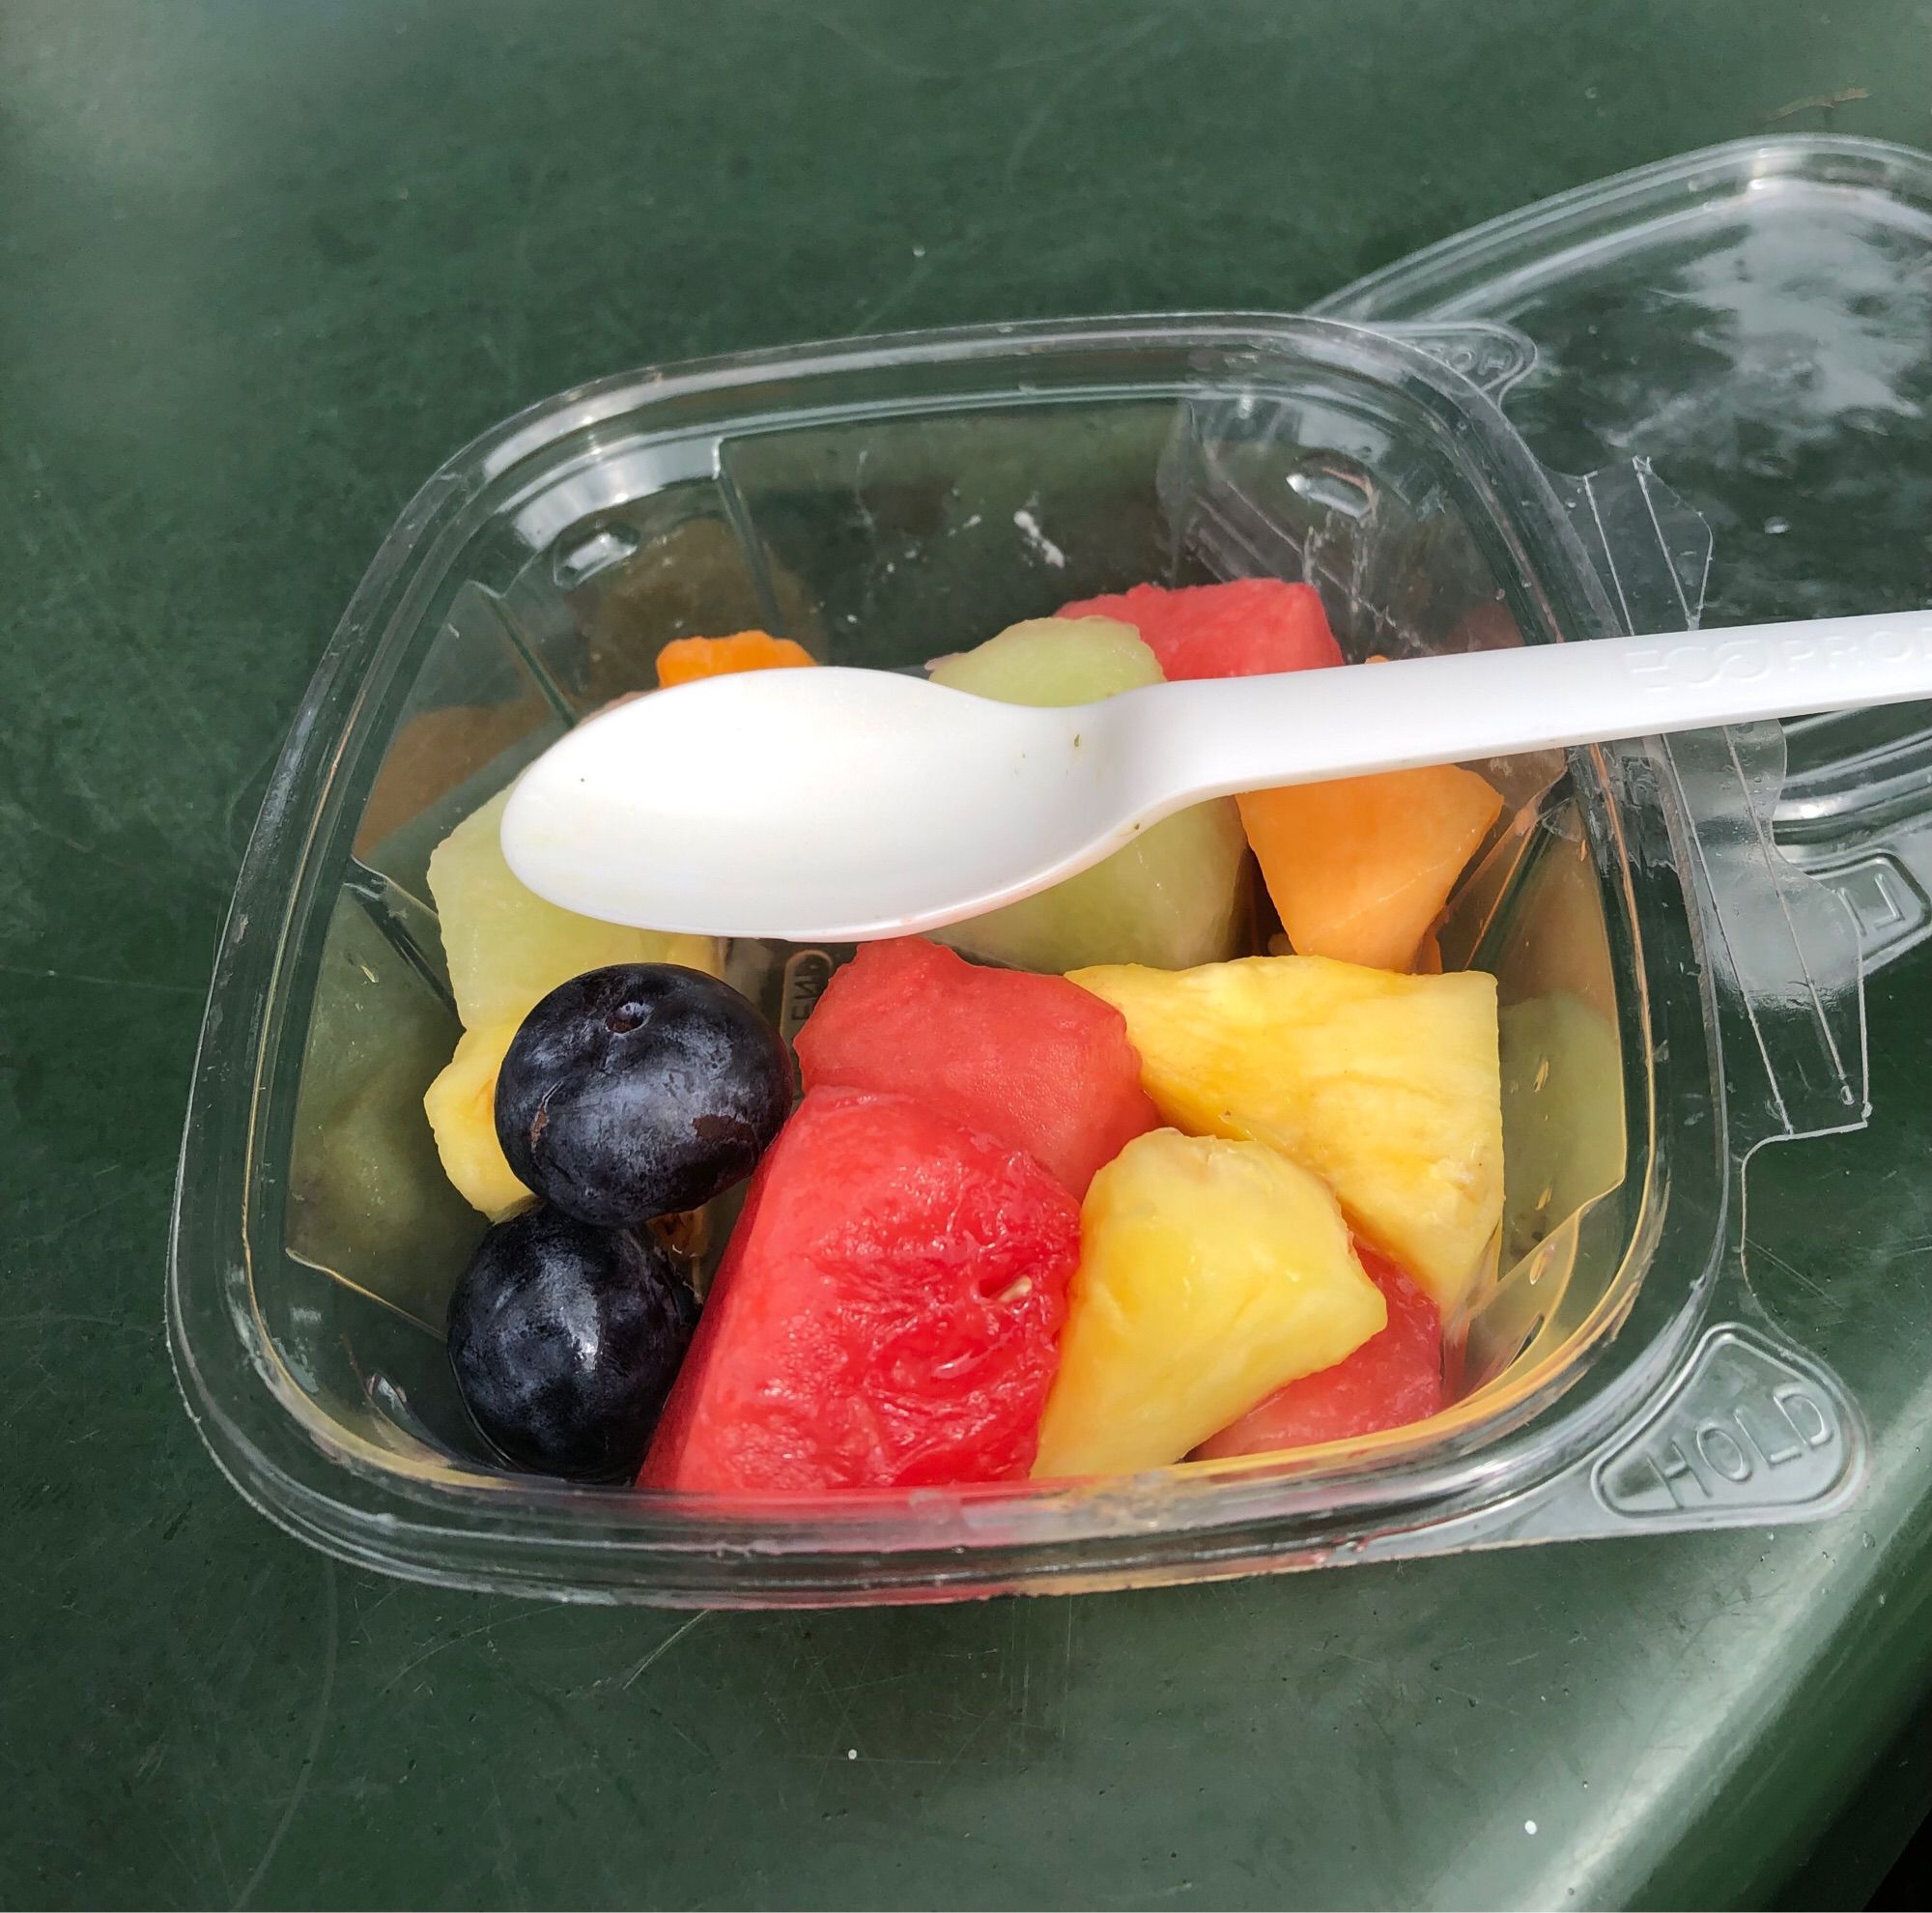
(427, 785), (722, 1029)
(423, 1019), (531, 1221)
(1033, 1130), (1384, 1478)
(1069, 955), (1502, 1314)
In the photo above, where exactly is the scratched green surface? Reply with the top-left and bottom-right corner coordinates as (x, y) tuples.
(6, 2), (1932, 1907)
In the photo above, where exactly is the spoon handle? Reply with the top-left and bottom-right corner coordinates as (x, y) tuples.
(1139, 608), (1932, 801)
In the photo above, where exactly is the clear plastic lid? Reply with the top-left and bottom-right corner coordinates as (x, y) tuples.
(1319, 133), (1932, 978)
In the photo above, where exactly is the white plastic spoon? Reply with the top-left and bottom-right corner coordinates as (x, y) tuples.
(500, 609), (1932, 942)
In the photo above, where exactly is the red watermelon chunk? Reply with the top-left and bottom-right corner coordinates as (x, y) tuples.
(795, 936), (1159, 1197)
(1191, 1242), (1445, 1458)
(639, 1087), (1079, 1494)
(1056, 579), (1343, 680)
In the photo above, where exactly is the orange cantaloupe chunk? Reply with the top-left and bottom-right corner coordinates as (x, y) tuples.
(1238, 766), (1502, 974)
(655, 630), (816, 686)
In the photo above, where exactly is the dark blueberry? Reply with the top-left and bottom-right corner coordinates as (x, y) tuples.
(446, 1205), (694, 1481)
(496, 962), (793, 1228)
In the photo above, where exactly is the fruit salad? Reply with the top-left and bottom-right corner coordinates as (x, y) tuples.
(419, 597), (1510, 1491)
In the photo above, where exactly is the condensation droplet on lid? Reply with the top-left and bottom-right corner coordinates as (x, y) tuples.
(1764, 515), (1791, 535)
(1012, 506), (1066, 568)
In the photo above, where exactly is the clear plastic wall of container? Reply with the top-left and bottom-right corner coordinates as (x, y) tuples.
(170, 315), (1871, 1607)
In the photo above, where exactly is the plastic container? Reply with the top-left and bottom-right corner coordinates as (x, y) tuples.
(171, 143), (1918, 1605)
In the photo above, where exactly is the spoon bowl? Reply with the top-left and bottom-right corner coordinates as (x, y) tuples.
(500, 669), (1153, 940)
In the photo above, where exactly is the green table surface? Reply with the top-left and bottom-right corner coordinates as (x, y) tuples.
(6, 3), (1932, 1906)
